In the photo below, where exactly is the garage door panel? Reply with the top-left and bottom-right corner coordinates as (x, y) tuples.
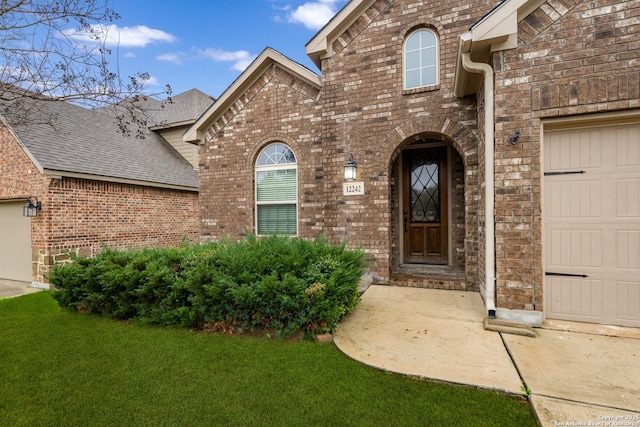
(549, 277), (602, 319)
(546, 130), (603, 171)
(548, 181), (601, 218)
(616, 128), (640, 166)
(617, 281), (640, 321)
(616, 179), (640, 217)
(617, 231), (640, 269)
(548, 229), (602, 268)
(0, 202), (32, 282)
(544, 121), (640, 328)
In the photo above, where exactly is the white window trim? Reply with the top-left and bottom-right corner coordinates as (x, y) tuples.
(255, 144), (298, 236)
(403, 28), (439, 91)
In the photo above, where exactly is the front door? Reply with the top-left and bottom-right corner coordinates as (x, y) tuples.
(403, 147), (448, 264)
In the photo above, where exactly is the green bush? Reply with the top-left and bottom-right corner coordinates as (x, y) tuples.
(50, 235), (367, 338)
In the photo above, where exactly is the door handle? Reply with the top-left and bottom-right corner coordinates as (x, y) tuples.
(545, 272), (589, 278)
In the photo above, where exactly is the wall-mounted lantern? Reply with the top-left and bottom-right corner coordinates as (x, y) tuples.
(23, 196), (41, 217)
(510, 131), (520, 145)
(344, 153), (357, 181)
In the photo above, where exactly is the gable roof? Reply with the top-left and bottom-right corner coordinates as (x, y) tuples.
(455, 0), (545, 96)
(3, 96), (199, 190)
(148, 88), (215, 129)
(183, 48), (320, 143)
(306, 0), (376, 69)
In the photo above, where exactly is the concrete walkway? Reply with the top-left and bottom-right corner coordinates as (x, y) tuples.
(0, 280), (42, 299)
(334, 285), (640, 427)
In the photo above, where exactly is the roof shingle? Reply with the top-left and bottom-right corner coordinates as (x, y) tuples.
(3, 94), (201, 189)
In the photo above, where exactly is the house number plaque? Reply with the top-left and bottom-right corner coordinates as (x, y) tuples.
(343, 182), (365, 196)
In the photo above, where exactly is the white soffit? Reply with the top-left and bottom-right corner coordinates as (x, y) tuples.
(471, 0), (545, 48)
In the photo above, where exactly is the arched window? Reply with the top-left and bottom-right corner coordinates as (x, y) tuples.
(255, 143), (297, 235)
(404, 29), (438, 90)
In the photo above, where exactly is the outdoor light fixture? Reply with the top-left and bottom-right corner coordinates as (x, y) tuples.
(23, 196), (41, 217)
(510, 131), (520, 145)
(344, 153), (357, 181)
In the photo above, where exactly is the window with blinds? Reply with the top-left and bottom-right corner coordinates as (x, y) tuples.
(255, 143), (297, 235)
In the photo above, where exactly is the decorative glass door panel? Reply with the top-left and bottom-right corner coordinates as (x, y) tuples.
(403, 147), (448, 264)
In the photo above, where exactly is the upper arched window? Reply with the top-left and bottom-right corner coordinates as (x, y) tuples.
(255, 143), (297, 235)
(404, 29), (438, 90)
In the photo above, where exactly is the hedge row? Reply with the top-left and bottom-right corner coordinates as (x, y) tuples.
(50, 234), (367, 338)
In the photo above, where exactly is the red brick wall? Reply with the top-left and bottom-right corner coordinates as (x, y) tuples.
(199, 0), (639, 301)
(198, 0), (493, 284)
(0, 125), (47, 200)
(35, 177), (198, 283)
(45, 177), (198, 251)
(199, 64), (323, 240)
(318, 0), (493, 281)
(493, 0), (640, 310)
(2, 125), (199, 284)
(1, 124), (48, 279)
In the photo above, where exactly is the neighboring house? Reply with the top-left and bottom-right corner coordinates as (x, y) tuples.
(0, 89), (213, 288)
(186, 0), (640, 328)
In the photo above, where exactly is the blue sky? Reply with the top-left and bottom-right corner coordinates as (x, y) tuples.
(96, 0), (350, 98)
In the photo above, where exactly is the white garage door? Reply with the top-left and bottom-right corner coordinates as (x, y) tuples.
(544, 121), (640, 327)
(0, 201), (32, 282)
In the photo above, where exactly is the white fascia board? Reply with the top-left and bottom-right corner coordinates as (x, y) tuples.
(183, 48), (320, 144)
(149, 119), (195, 131)
(305, 0), (376, 68)
(471, 0), (545, 45)
(454, 0), (545, 96)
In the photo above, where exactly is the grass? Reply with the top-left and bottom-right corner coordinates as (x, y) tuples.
(0, 293), (536, 426)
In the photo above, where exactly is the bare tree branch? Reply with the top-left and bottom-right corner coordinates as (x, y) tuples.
(0, 0), (171, 137)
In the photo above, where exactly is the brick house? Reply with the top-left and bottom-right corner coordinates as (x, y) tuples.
(0, 89), (213, 288)
(186, 0), (640, 328)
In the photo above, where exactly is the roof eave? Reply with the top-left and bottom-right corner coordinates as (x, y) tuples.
(43, 169), (198, 192)
(454, 0), (544, 97)
(149, 119), (196, 131)
(183, 48), (321, 144)
(305, 0), (376, 69)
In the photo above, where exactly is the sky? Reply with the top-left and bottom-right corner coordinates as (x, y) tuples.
(95, 0), (350, 99)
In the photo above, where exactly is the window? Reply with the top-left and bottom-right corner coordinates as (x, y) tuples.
(255, 143), (297, 235)
(404, 29), (438, 90)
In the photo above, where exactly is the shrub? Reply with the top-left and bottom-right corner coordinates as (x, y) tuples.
(51, 235), (367, 338)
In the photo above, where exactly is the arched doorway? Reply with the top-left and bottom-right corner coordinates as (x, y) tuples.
(389, 136), (470, 289)
(402, 144), (448, 264)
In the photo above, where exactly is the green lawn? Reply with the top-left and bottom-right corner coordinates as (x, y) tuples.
(0, 293), (536, 426)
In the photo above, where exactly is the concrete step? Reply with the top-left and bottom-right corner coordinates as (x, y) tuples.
(484, 318), (537, 337)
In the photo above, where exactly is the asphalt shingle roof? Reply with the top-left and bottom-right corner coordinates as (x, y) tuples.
(149, 88), (215, 127)
(4, 94), (201, 189)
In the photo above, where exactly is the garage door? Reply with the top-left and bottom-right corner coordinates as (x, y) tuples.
(544, 121), (640, 327)
(0, 201), (32, 282)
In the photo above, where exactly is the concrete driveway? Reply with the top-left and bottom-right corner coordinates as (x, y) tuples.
(334, 285), (640, 426)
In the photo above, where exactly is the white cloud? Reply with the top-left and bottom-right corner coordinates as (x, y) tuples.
(287, 0), (343, 30)
(198, 48), (257, 72)
(123, 52), (136, 58)
(157, 52), (186, 64)
(64, 24), (176, 48)
(145, 76), (160, 86)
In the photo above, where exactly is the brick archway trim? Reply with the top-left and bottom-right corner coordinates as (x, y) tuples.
(381, 116), (478, 169)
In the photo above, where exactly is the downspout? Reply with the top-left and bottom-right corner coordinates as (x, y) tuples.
(461, 52), (496, 319)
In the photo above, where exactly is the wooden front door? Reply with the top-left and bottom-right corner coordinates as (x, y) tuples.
(403, 147), (448, 264)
